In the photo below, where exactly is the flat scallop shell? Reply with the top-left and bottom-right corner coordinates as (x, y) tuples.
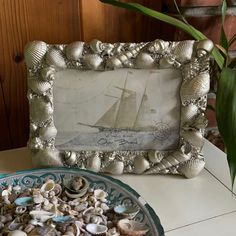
(83, 54), (103, 70)
(46, 48), (66, 68)
(39, 125), (57, 140)
(178, 159), (205, 178)
(24, 41), (47, 68)
(173, 40), (194, 62)
(117, 219), (149, 236)
(28, 79), (51, 95)
(133, 156), (150, 174)
(65, 41), (84, 60)
(180, 73), (210, 103)
(135, 52), (155, 69)
(86, 223), (108, 235)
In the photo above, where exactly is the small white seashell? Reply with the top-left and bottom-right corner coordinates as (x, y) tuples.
(181, 104), (198, 123)
(133, 156), (150, 174)
(86, 223), (108, 235)
(15, 206), (27, 214)
(64, 151), (77, 166)
(94, 189), (108, 202)
(173, 40), (194, 62)
(40, 179), (55, 192)
(28, 79), (51, 95)
(178, 159), (205, 178)
(65, 41), (84, 60)
(114, 204), (140, 219)
(135, 52), (155, 69)
(86, 153), (101, 172)
(148, 150), (164, 164)
(180, 73), (210, 103)
(24, 41), (47, 68)
(29, 210), (54, 223)
(182, 130), (204, 148)
(46, 48), (66, 68)
(89, 39), (104, 53)
(196, 39), (214, 57)
(38, 125), (57, 140)
(117, 219), (149, 236)
(104, 161), (124, 175)
(83, 54), (103, 70)
(7, 230), (27, 236)
(33, 194), (44, 204)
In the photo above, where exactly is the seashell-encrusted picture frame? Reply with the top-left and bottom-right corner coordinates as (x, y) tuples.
(25, 39), (213, 178)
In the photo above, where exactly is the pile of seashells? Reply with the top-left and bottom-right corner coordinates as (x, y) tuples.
(0, 176), (149, 236)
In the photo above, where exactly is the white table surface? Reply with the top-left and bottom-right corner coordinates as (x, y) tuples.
(0, 140), (235, 235)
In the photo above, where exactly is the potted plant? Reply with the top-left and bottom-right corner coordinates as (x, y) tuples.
(100, 0), (236, 186)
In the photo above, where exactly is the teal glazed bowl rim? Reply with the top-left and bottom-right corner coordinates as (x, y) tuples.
(0, 167), (165, 236)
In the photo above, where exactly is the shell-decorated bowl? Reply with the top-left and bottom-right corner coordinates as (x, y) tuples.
(0, 167), (164, 236)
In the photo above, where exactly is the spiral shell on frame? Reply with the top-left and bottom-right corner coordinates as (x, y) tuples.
(24, 41), (47, 68)
(135, 52), (155, 69)
(182, 130), (204, 148)
(145, 150), (190, 174)
(38, 125), (57, 140)
(64, 151), (77, 166)
(28, 79), (51, 95)
(173, 40), (194, 63)
(180, 73), (210, 103)
(89, 39), (104, 53)
(178, 159), (205, 178)
(40, 67), (56, 81)
(46, 48), (66, 69)
(148, 150), (164, 164)
(133, 156), (150, 174)
(65, 41), (84, 60)
(83, 54), (103, 70)
(104, 161), (124, 175)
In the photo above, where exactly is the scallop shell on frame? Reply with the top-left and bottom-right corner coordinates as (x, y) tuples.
(83, 54), (103, 70)
(46, 48), (66, 68)
(178, 159), (205, 178)
(104, 161), (124, 175)
(181, 104), (199, 123)
(182, 130), (204, 148)
(38, 125), (57, 140)
(29, 98), (53, 123)
(148, 150), (164, 164)
(133, 156), (150, 174)
(86, 153), (101, 172)
(24, 41), (47, 68)
(173, 40), (194, 62)
(28, 79), (51, 95)
(180, 73), (210, 103)
(135, 52), (155, 69)
(65, 41), (84, 60)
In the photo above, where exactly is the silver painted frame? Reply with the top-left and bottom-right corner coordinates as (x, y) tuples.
(25, 39), (213, 178)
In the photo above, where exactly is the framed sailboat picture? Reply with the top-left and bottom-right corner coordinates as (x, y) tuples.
(25, 39), (213, 177)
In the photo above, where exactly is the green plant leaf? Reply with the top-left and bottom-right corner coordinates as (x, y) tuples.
(216, 68), (236, 187)
(220, 0), (228, 50)
(228, 57), (236, 68)
(100, 0), (225, 69)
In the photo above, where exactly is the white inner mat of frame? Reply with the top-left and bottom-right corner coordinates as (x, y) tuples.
(53, 68), (182, 151)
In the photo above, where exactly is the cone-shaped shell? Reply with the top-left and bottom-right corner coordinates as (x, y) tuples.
(182, 130), (204, 148)
(46, 48), (66, 68)
(135, 52), (154, 69)
(24, 41), (47, 68)
(86, 153), (101, 172)
(28, 79), (51, 95)
(104, 161), (124, 175)
(65, 41), (84, 60)
(84, 54), (103, 70)
(173, 40), (194, 62)
(181, 104), (198, 123)
(29, 98), (53, 123)
(180, 73), (210, 103)
(133, 156), (150, 174)
(39, 125), (57, 140)
(178, 159), (205, 178)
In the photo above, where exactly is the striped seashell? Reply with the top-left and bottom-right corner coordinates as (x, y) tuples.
(159, 57), (175, 68)
(133, 156), (150, 174)
(46, 48), (66, 68)
(24, 41), (47, 68)
(86, 152), (101, 172)
(180, 73), (210, 103)
(135, 52), (155, 69)
(145, 150), (190, 174)
(182, 130), (204, 148)
(83, 54), (103, 70)
(148, 39), (167, 53)
(65, 41), (84, 60)
(32, 148), (63, 167)
(173, 40), (194, 62)
(196, 39), (214, 57)
(40, 67), (56, 81)
(89, 39), (104, 53)
(107, 44), (146, 69)
(178, 159), (205, 178)
(181, 104), (198, 123)
(104, 161), (124, 175)
(29, 98), (53, 123)
(28, 79), (51, 95)
(148, 150), (164, 164)
(39, 125), (57, 140)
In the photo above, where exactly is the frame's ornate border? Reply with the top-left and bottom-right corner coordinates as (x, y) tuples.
(25, 39), (213, 178)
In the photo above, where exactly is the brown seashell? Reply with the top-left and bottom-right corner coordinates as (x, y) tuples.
(173, 40), (194, 62)
(38, 125), (57, 140)
(28, 79), (51, 95)
(133, 156), (150, 174)
(180, 73), (210, 103)
(182, 130), (204, 148)
(46, 48), (66, 68)
(178, 159), (205, 178)
(24, 41), (47, 68)
(65, 41), (84, 60)
(83, 54), (103, 70)
(135, 52), (155, 69)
